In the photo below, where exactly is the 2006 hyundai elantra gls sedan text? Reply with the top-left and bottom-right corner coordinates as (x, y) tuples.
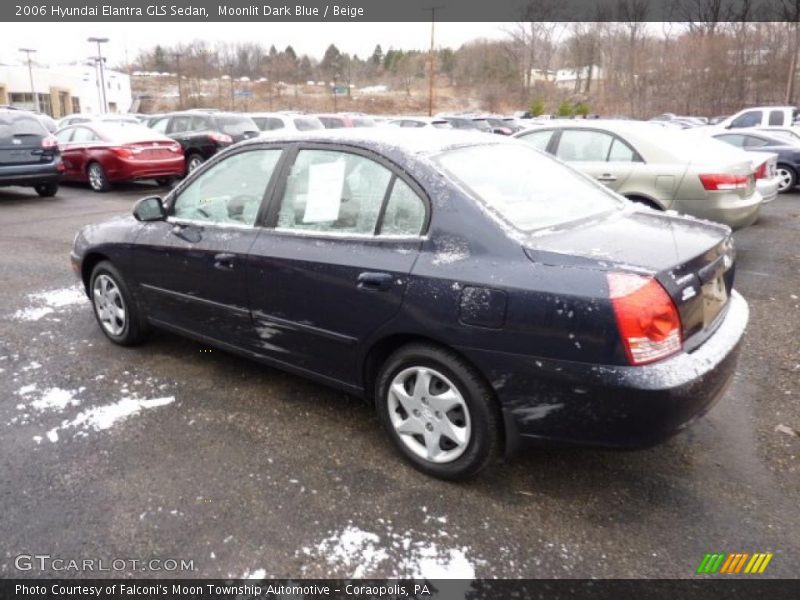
(71, 130), (749, 479)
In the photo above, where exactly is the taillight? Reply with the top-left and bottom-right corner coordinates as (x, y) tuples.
(209, 132), (232, 144)
(111, 147), (134, 159)
(41, 135), (58, 149)
(608, 272), (683, 366)
(699, 173), (748, 191)
(170, 143), (181, 153)
(754, 162), (767, 179)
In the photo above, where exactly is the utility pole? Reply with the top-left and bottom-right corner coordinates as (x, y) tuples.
(18, 48), (37, 111)
(172, 52), (183, 109)
(88, 37), (109, 113)
(423, 5), (444, 117)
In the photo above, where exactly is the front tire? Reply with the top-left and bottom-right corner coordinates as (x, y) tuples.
(777, 164), (797, 193)
(87, 162), (111, 192)
(89, 261), (146, 345)
(34, 182), (58, 197)
(375, 343), (501, 480)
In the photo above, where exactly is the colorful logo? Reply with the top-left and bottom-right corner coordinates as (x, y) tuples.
(697, 552), (773, 574)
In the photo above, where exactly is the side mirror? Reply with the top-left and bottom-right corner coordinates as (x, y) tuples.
(133, 196), (166, 222)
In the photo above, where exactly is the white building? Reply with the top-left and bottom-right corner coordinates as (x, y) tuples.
(554, 65), (604, 93)
(0, 63), (132, 117)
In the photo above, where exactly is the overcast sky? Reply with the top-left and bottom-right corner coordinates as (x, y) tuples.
(0, 22), (509, 67)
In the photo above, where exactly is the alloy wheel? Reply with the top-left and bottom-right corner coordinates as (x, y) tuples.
(387, 366), (471, 464)
(92, 274), (126, 336)
(777, 167), (794, 193)
(187, 156), (203, 172)
(88, 164), (105, 191)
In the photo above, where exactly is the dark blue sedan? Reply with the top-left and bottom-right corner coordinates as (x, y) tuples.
(71, 130), (748, 479)
(713, 130), (800, 193)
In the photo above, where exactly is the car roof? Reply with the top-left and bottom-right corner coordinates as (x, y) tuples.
(237, 127), (506, 156)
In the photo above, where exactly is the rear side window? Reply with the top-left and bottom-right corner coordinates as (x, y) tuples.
(55, 129), (74, 143)
(730, 111), (761, 128)
(191, 115), (210, 130)
(216, 116), (258, 136)
(715, 134), (747, 147)
(380, 178), (426, 236)
(352, 118), (375, 128)
(278, 150), (390, 234)
(293, 117), (322, 131)
(607, 137), (638, 162)
(319, 117), (345, 128)
(556, 130), (613, 162)
(768, 110), (784, 126)
(170, 116), (193, 133)
(150, 117), (169, 134)
(743, 136), (769, 148)
(0, 113), (45, 143)
(254, 117), (284, 131)
(518, 129), (554, 151)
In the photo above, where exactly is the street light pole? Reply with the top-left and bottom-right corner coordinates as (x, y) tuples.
(172, 52), (183, 109)
(88, 37), (109, 113)
(422, 5), (444, 117)
(18, 48), (37, 111)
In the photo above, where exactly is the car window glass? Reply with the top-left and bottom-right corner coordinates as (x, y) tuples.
(71, 127), (97, 142)
(768, 111), (783, 126)
(277, 149), (392, 235)
(380, 178), (426, 236)
(170, 116), (193, 133)
(150, 117), (169, 134)
(293, 117), (322, 131)
(518, 129), (554, 151)
(607, 137), (638, 162)
(743, 136), (769, 148)
(716, 134), (746, 147)
(172, 149), (281, 226)
(55, 129), (74, 143)
(319, 116), (345, 128)
(730, 111), (761, 128)
(191, 115), (210, 130)
(556, 130), (614, 161)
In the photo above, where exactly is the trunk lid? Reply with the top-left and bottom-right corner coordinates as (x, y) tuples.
(523, 208), (736, 347)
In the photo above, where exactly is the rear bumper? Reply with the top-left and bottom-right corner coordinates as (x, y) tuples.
(106, 157), (185, 182)
(0, 162), (63, 187)
(676, 192), (763, 229)
(459, 291), (748, 454)
(757, 176), (780, 204)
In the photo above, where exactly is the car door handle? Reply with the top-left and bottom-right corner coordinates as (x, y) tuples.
(597, 174), (617, 182)
(357, 272), (393, 291)
(213, 253), (236, 270)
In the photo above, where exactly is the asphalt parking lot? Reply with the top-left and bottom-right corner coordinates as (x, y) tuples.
(1, 181), (798, 579)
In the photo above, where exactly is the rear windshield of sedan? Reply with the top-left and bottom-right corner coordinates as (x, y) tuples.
(435, 143), (623, 232)
(215, 116), (258, 135)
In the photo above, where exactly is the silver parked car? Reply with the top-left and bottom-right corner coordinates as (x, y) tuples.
(514, 120), (763, 229)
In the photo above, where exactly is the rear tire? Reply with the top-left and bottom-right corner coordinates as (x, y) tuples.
(89, 261), (147, 346)
(87, 162), (111, 193)
(186, 153), (204, 174)
(34, 182), (58, 197)
(777, 164), (797, 193)
(375, 343), (501, 480)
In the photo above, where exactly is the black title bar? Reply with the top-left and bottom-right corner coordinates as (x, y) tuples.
(3, 0), (798, 22)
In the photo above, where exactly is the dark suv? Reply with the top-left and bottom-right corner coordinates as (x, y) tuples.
(0, 108), (63, 197)
(147, 111), (260, 174)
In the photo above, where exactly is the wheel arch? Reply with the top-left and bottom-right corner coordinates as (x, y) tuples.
(80, 252), (110, 294)
(623, 193), (664, 210)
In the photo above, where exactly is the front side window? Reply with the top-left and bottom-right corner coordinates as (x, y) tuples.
(293, 117), (323, 131)
(172, 149), (281, 226)
(556, 130), (614, 162)
(730, 111), (761, 128)
(170, 116), (193, 133)
(435, 143), (623, 232)
(743, 135), (769, 148)
(277, 149), (393, 235)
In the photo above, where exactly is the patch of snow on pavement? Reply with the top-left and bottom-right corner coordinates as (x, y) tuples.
(30, 387), (82, 412)
(313, 526), (389, 578)
(241, 568), (266, 579)
(11, 286), (87, 322)
(58, 396), (175, 434)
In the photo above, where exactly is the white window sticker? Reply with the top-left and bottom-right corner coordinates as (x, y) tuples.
(303, 159), (346, 223)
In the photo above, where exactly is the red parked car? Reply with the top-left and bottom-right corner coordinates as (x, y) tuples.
(55, 122), (185, 192)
